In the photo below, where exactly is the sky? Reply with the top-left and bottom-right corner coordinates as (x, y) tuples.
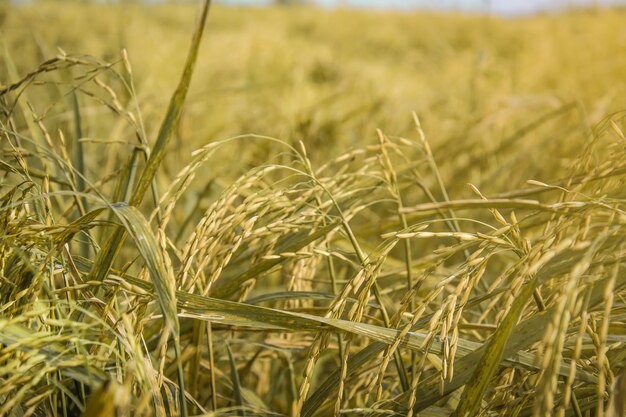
(221, 0), (626, 15)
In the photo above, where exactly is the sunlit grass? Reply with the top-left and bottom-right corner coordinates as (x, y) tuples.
(1, 1), (626, 416)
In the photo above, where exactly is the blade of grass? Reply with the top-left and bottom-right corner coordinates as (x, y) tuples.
(89, 0), (212, 282)
(449, 273), (540, 417)
(451, 233), (607, 417)
(110, 271), (595, 385)
(225, 342), (247, 417)
(86, 5), (212, 414)
(109, 203), (186, 416)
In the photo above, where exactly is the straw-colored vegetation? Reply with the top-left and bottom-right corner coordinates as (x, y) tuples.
(2, 1), (626, 416)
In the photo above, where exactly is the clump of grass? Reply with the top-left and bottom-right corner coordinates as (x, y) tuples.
(2, 2), (626, 417)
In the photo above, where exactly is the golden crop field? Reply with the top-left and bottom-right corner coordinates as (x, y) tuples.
(2, 1), (626, 416)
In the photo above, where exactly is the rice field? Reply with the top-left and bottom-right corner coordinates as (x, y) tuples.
(2, 1), (626, 416)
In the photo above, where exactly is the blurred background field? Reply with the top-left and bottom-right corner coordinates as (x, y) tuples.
(4, 2), (626, 190)
(3, 1), (626, 416)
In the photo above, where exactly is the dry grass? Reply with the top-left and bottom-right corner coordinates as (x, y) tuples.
(2, 1), (626, 416)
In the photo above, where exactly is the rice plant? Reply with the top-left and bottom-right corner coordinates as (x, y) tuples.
(1, 1), (626, 416)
